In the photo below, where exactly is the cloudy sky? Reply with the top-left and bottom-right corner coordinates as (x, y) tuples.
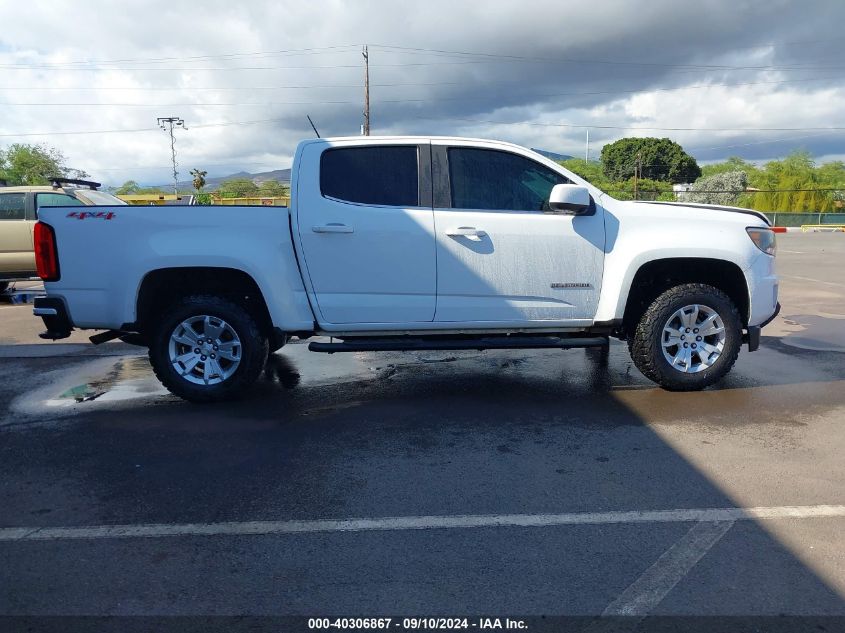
(1, 0), (844, 186)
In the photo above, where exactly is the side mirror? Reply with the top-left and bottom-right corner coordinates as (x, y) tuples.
(548, 184), (592, 215)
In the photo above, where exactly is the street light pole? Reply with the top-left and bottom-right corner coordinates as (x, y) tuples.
(157, 116), (187, 195)
(362, 46), (370, 136)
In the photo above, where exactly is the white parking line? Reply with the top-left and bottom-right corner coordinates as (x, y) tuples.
(601, 520), (735, 616)
(782, 274), (845, 289)
(1, 505), (843, 542)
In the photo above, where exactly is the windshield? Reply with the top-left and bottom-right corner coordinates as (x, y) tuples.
(73, 190), (128, 205)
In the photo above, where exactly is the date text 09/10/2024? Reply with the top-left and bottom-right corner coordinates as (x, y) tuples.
(307, 618), (528, 630)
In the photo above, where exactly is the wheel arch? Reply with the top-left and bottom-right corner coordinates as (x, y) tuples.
(621, 257), (749, 336)
(135, 266), (276, 344)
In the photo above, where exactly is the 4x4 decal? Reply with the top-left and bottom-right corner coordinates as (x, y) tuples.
(66, 211), (117, 220)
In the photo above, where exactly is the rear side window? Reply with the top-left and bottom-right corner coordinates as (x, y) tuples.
(0, 193), (26, 220)
(36, 193), (85, 209)
(448, 148), (569, 212)
(320, 146), (419, 207)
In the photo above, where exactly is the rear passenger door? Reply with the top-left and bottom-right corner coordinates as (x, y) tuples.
(0, 192), (34, 275)
(295, 141), (436, 325)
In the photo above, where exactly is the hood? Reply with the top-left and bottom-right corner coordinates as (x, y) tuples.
(631, 201), (771, 226)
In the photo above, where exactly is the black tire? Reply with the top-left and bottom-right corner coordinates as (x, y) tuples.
(149, 295), (269, 402)
(629, 283), (742, 391)
(0, 282), (8, 293)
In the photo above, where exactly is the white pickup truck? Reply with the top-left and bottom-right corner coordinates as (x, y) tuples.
(32, 136), (779, 402)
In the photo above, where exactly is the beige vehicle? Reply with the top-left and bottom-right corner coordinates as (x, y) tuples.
(0, 178), (126, 292)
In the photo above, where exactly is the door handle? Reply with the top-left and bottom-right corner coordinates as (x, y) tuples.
(446, 226), (487, 241)
(312, 223), (353, 234)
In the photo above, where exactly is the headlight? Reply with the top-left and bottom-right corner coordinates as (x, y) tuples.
(746, 227), (776, 256)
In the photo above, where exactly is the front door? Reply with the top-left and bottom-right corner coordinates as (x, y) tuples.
(295, 141), (436, 325)
(432, 144), (605, 324)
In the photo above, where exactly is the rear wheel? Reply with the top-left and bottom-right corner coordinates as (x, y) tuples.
(629, 283), (741, 391)
(149, 295), (269, 402)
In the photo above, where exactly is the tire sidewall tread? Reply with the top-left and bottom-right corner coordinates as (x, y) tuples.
(630, 283), (742, 391)
(148, 294), (269, 402)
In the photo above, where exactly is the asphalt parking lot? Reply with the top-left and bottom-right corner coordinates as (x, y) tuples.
(1, 233), (844, 630)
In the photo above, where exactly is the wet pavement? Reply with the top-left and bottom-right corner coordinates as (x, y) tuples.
(0, 233), (844, 625)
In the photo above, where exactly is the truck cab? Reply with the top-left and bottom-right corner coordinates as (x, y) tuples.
(292, 137), (604, 329)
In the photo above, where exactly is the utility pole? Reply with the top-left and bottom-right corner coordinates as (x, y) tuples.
(585, 129), (590, 162)
(633, 151), (642, 200)
(157, 116), (187, 195)
(362, 45), (370, 135)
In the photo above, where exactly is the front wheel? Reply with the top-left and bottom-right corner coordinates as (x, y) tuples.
(149, 295), (269, 402)
(629, 283), (742, 391)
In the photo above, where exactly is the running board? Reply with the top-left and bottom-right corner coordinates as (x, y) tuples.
(309, 336), (608, 353)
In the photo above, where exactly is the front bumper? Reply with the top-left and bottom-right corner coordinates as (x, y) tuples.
(745, 302), (781, 352)
(33, 297), (73, 340)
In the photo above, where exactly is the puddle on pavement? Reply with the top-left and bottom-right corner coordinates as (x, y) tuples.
(48, 356), (167, 406)
(29, 341), (381, 411)
(780, 313), (845, 352)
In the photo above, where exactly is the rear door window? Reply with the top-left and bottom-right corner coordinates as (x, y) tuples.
(0, 193), (26, 220)
(320, 146), (419, 207)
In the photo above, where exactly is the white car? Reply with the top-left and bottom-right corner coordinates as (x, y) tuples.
(32, 136), (779, 401)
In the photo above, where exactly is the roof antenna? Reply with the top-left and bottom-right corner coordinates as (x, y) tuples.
(307, 115), (320, 138)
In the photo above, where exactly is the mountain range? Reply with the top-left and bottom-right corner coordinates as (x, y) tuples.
(165, 168), (292, 192)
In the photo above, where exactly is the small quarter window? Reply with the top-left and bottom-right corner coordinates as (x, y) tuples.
(320, 146), (419, 207)
(0, 193), (26, 220)
(36, 193), (85, 209)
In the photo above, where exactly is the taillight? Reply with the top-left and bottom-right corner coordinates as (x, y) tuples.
(34, 222), (60, 281)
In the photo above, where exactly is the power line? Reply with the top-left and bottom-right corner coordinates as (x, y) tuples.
(688, 132), (835, 152)
(0, 60), (514, 71)
(5, 112), (845, 139)
(6, 53), (845, 73)
(3, 74), (843, 107)
(0, 80), (473, 90)
(29, 44), (362, 66)
(368, 43), (845, 72)
(14, 37), (839, 68)
(414, 115), (845, 132)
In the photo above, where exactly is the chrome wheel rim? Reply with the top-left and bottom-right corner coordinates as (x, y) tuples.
(661, 304), (726, 373)
(168, 315), (242, 385)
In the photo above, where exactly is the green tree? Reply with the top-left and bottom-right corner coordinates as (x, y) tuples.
(257, 179), (289, 197)
(558, 159), (611, 189)
(690, 151), (845, 212)
(604, 177), (674, 201)
(0, 143), (88, 185)
(114, 181), (170, 196)
(115, 180), (141, 195)
(700, 156), (759, 179)
(217, 177), (259, 197)
(190, 168), (207, 192)
(750, 151), (837, 212)
(600, 137), (701, 184)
